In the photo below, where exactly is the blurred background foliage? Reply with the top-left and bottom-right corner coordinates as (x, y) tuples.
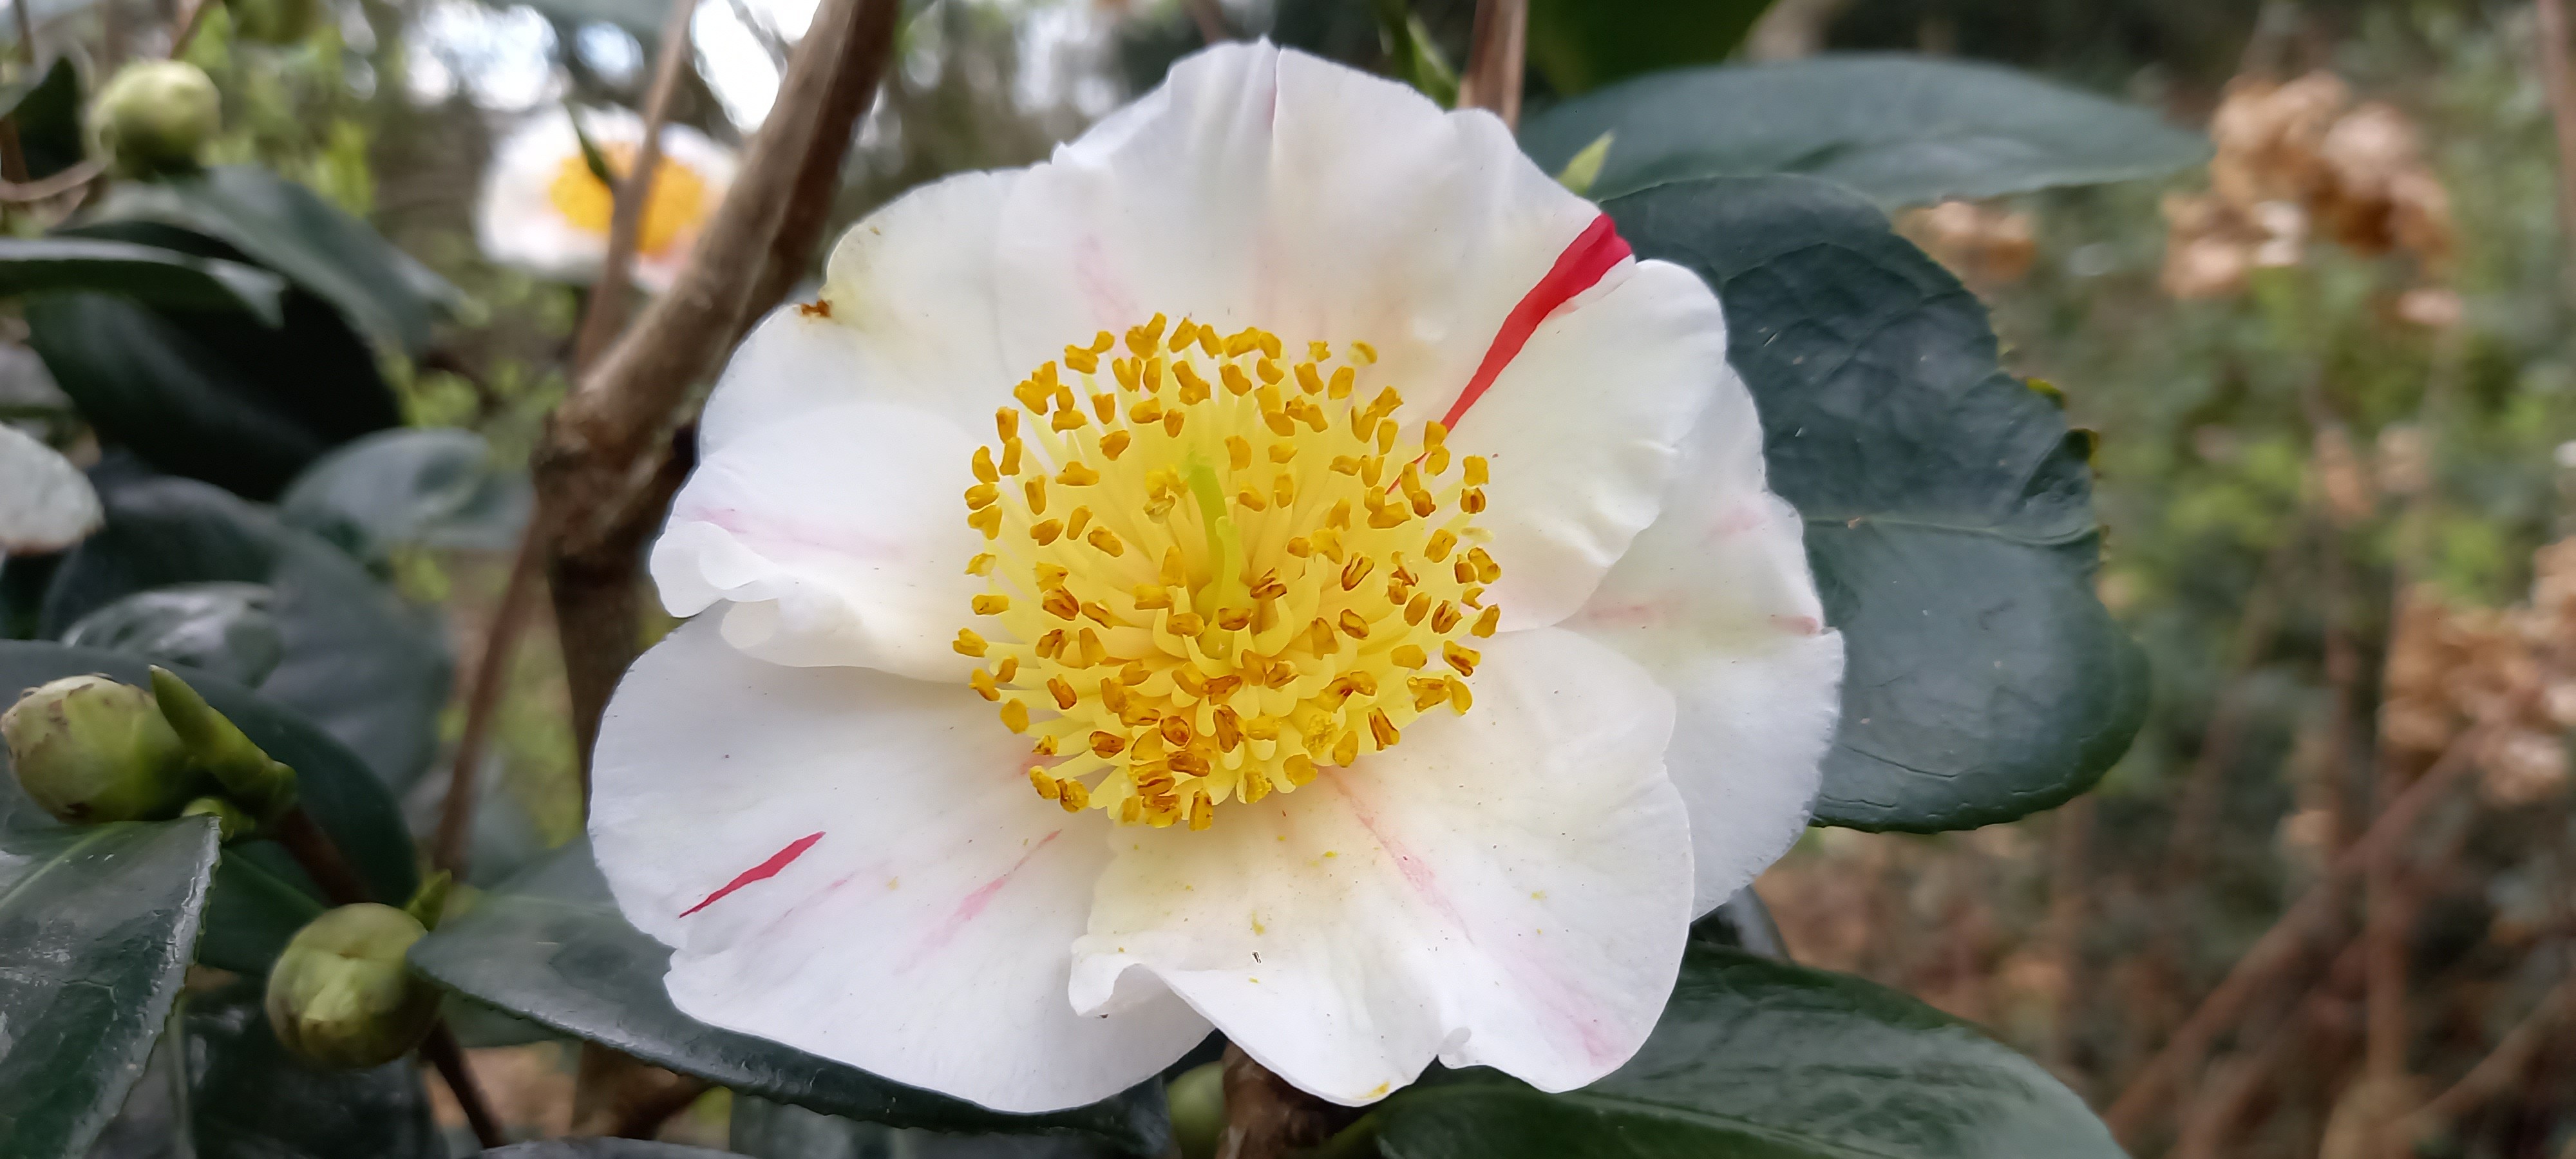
(9, 0), (2576, 1154)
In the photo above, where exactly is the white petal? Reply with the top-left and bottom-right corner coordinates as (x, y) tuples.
(699, 170), (1021, 451)
(592, 619), (1211, 1112)
(994, 43), (1598, 400)
(0, 424), (100, 552)
(1566, 367), (1844, 914)
(1068, 627), (1691, 1105)
(650, 400), (982, 680)
(1456, 258), (1723, 630)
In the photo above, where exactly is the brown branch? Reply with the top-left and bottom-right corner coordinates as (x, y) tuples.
(1457, 0), (1526, 128)
(2170, 939), (2367, 1159)
(0, 158), (100, 202)
(2103, 731), (2483, 1142)
(2539, 0), (2576, 269)
(10, 0), (33, 65)
(567, 0), (698, 371)
(535, 0), (899, 784)
(1217, 1043), (1362, 1159)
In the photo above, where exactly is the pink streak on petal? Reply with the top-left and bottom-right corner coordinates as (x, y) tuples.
(680, 831), (824, 917)
(901, 829), (1063, 970)
(1439, 213), (1633, 433)
(1325, 770), (1469, 932)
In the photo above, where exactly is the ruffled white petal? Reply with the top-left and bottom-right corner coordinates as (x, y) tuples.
(1566, 367), (1844, 914)
(1456, 258), (1724, 630)
(1066, 628), (1690, 1105)
(650, 400), (982, 681)
(592, 619), (1211, 1113)
(476, 106), (737, 294)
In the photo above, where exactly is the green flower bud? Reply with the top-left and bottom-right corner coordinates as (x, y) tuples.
(265, 903), (440, 1068)
(89, 61), (220, 177)
(1, 675), (193, 824)
(149, 666), (295, 822)
(181, 795), (255, 842)
(1167, 1061), (1225, 1159)
(222, 0), (321, 44)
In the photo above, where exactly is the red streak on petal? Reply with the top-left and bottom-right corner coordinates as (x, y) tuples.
(679, 831), (824, 917)
(1439, 213), (1633, 433)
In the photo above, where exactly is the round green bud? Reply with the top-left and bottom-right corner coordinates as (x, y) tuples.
(1, 675), (193, 824)
(265, 903), (440, 1068)
(89, 61), (220, 177)
(223, 0), (321, 46)
(1167, 1061), (1226, 1159)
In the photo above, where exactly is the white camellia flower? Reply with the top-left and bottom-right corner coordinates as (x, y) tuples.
(475, 106), (737, 293)
(591, 42), (1844, 1113)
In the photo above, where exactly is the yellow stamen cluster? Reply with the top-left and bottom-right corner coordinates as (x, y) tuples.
(547, 144), (708, 256)
(954, 314), (1500, 830)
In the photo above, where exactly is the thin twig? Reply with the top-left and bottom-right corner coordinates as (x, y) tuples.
(430, 527), (545, 877)
(2170, 939), (2367, 1159)
(0, 158), (101, 202)
(568, 0), (698, 370)
(2402, 968), (2576, 1132)
(2103, 730), (2484, 1142)
(2539, 0), (2576, 270)
(168, 0), (215, 59)
(419, 1022), (508, 1149)
(1180, 0), (1226, 42)
(1457, 0), (1526, 128)
(1217, 1042), (1363, 1159)
(10, 0), (33, 64)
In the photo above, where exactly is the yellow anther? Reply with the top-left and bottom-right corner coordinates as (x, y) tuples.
(1032, 519), (1064, 545)
(965, 483), (998, 509)
(1294, 363), (1323, 395)
(1328, 366), (1355, 399)
(1134, 584), (1172, 609)
(1430, 601), (1461, 633)
(1090, 731), (1127, 758)
(970, 669), (1002, 701)
(1404, 594), (1432, 625)
(1443, 641), (1481, 676)
(1168, 612), (1207, 637)
(1274, 474), (1297, 506)
(1173, 361), (1209, 397)
(1033, 734), (1059, 755)
(1088, 527), (1126, 557)
(1014, 380), (1052, 413)
(1424, 529), (1457, 561)
(1000, 699), (1030, 732)
(1066, 507), (1094, 540)
(1130, 397), (1164, 424)
(1368, 708), (1399, 750)
(1217, 607), (1251, 631)
(1258, 358), (1284, 385)
(1337, 608), (1372, 641)
(1035, 562), (1070, 590)
(1464, 456), (1490, 485)
(1286, 537), (1312, 558)
(1446, 677), (1473, 713)
(1392, 644), (1427, 669)
(996, 408), (1019, 440)
(1285, 755), (1318, 786)
(996, 656), (1019, 681)
(1058, 460), (1100, 486)
(967, 553), (996, 576)
(1220, 364), (1253, 397)
(1227, 436), (1252, 471)
(1101, 430), (1133, 460)
(1341, 554), (1375, 590)
(1461, 488), (1487, 514)
(1160, 547), (1188, 587)
(1164, 410), (1186, 437)
(1468, 547), (1501, 582)
(972, 594), (1011, 616)
(967, 506), (1003, 538)
(1472, 605), (1501, 637)
(1048, 678), (1078, 710)
(1042, 588), (1081, 620)
(1030, 767), (1061, 800)
(1066, 346), (1100, 374)
(1352, 341), (1378, 364)
(1077, 628), (1109, 667)
(1236, 487), (1269, 512)
(1059, 778), (1090, 811)
(999, 439), (1023, 475)
(972, 446), (999, 483)
(952, 629), (987, 659)
(1024, 477), (1046, 514)
(1331, 730), (1359, 766)
(1409, 677), (1450, 711)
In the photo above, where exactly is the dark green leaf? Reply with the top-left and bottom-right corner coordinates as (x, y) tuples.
(39, 471), (454, 795)
(0, 816), (220, 1159)
(1605, 176), (2146, 831)
(0, 238), (286, 323)
(84, 166), (456, 353)
(1373, 946), (2120, 1159)
(731, 1095), (1138, 1158)
(25, 282), (402, 500)
(1688, 887), (1787, 961)
(1, 58), (88, 180)
(178, 979), (440, 1159)
(0, 638), (422, 971)
(480, 1144), (735, 1159)
(278, 428), (531, 565)
(410, 838), (1173, 1153)
(1524, 55), (2210, 206)
(1524, 0), (1772, 95)
(60, 582), (285, 687)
